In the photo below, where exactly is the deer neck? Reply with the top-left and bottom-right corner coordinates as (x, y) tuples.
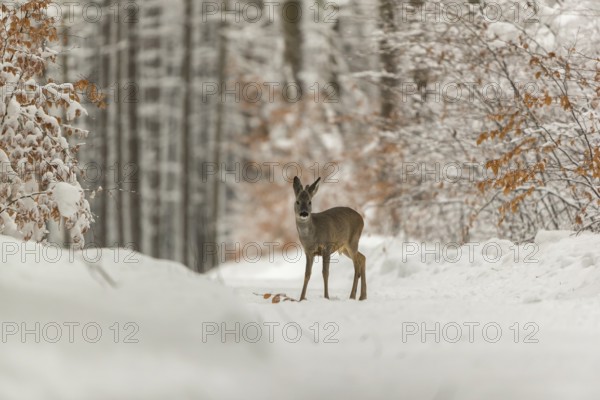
(295, 215), (314, 239)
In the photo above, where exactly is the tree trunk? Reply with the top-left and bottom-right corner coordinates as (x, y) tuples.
(181, 0), (193, 268)
(115, 0), (125, 246)
(378, 0), (399, 121)
(98, 0), (112, 247)
(127, 2), (141, 251)
(205, 0), (230, 271)
(282, 0), (304, 96)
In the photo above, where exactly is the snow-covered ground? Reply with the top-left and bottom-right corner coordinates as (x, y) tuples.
(2, 231), (600, 399)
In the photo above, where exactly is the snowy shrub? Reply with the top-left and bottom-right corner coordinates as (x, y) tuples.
(351, 0), (600, 243)
(0, 1), (103, 247)
(470, 1), (600, 241)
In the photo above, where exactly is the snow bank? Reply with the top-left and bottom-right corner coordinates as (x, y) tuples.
(380, 230), (600, 302)
(0, 235), (279, 400)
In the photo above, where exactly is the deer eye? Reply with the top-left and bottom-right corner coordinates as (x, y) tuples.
(309, 201), (312, 205)
(295, 201), (299, 205)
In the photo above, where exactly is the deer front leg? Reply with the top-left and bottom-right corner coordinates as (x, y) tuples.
(322, 253), (330, 299)
(300, 254), (314, 301)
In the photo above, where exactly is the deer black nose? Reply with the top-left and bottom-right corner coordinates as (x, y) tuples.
(300, 212), (309, 218)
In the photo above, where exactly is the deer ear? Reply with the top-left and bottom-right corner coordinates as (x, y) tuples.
(307, 177), (321, 197)
(293, 176), (303, 196)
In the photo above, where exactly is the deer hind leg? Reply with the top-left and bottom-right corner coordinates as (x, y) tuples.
(357, 251), (367, 300)
(344, 247), (360, 300)
(322, 253), (330, 299)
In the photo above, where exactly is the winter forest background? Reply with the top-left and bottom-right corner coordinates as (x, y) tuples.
(1, 0), (600, 272)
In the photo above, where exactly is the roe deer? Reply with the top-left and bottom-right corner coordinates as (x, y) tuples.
(292, 176), (366, 301)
